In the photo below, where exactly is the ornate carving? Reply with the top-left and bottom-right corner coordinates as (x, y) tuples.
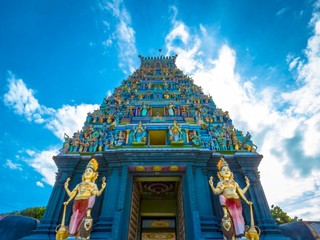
(58, 55), (256, 153)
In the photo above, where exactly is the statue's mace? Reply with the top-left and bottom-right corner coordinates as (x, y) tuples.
(55, 203), (69, 240)
(245, 203), (261, 240)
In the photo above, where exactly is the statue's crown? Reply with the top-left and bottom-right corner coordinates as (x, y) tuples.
(87, 158), (98, 171)
(217, 157), (229, 171)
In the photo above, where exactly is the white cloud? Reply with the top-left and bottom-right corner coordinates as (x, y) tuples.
(4, 159), (22, 171)
(103, 38), (113, 47)
(45, 104), (99, 140)
(166, 22), (190, 45)
(169, 5), (178, 24)
(3, 72), (45, 122)
(3, 76), (100, 186)
(25, 147), (59, 186)
(280, 9), (320, 157)
(276, 173), (320, 219)
(26, 149), (36, 157)
(276, 7), (289, 16)
(286, 54), (300, 71)
(3, 73), (101, 188)
(36, 181), (44, 188)
(3, 74), (99, 141)
(165, 5), (320, 220)
(282, 11), (320, 116)
(101, 0), (139, 74)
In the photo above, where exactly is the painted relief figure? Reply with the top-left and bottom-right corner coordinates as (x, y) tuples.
(169, 120), (183, 143)
(133, 121), (147, 144)
(167, 101), (176, 116)
(140, 102), (149, 116)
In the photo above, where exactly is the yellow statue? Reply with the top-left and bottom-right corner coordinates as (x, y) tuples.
(57, 157), (106, 239)
(169, 120), (183, 143)
(208, 157), (253, 239)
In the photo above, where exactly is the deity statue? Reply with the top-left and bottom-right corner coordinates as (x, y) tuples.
(140, 102), (149, 117)
(70, 138), (80, 152)
(244, 132), (257, 152)
(164, 90), (170, 99)
(133, 121), (147, 144)
(208, 157), (252, 239)
(116, 130), (126, 146)
(60, 133), (70, 154)
(166, 102), (175, 116)
(58, 158), (106, 239)
(169, 120), (183, 143)
(195, 104), (202, 121)
(189, 130), (200, 146)
(107, 114), (114, 124)
(180, 106), (189, 117)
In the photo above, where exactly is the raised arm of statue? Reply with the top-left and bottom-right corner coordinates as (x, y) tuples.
(236, 183), (252, 205)
(208, 176), (222, 195)
(96, 177), (107, 196)
(63, 185), (78, 206)
(64, 178), (72, 197)
(242, 176), (250, 194)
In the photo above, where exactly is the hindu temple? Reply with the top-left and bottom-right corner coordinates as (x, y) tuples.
(24, 55), (290, 240)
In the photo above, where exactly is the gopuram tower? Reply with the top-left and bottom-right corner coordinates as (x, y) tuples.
(25, 55), (289, 240)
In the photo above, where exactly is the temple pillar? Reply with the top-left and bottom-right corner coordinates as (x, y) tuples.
(91, 166), (121, 239)
(236, 153), (290, 240)
(112, 166), (129, 240)
(185, 165), (198, 239)
(194, 165), (222, 239)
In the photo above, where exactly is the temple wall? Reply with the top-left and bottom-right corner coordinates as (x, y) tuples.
(24, 150), (289, 240)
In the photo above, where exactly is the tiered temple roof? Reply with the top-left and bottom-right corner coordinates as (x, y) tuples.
(60, 55), (256, 154)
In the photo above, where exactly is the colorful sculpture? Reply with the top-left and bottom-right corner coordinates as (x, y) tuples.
(61, 55), (256, 152)
(169, 120), (183, 144)
(116, 130), (126, 146)
(133, 121), (146, 144)
(140, 102), (149, 116)
(57, 157), (106, 239)
(208, 157), (252, 239)
(244, 132), (258, 152)
(167, 102), (176, 116)
(190, 130), (200, 146)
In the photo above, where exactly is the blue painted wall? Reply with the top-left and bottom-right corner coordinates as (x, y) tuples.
(24, 149), (290, 240)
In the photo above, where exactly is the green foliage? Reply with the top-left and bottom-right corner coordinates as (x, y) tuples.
(3, 206), (46, 220)
(291, 215), (303, 222)
(20, 206), (46, 220)
(270, 205), (302, 224)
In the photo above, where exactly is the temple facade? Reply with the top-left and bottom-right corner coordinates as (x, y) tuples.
(25, 55), (289, 240)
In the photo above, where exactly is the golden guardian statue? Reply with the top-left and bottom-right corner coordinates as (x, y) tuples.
(56, 157), (106, 240)
(208, 157), (259, 240)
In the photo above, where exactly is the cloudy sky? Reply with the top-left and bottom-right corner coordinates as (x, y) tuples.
(1, 0), (319, 221)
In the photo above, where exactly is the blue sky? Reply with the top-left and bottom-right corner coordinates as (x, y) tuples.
(1, 0), (320, 221)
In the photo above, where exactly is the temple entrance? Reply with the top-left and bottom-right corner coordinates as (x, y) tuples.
(128, 177), (185, 240)
(141, 217), (176, 240)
